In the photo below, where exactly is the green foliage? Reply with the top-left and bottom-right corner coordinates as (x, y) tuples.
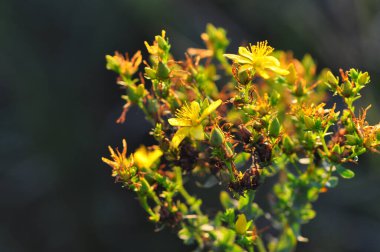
(101, 24), (380, 251)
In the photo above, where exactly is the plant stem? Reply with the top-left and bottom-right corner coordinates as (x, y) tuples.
(174, 166), (203, 215)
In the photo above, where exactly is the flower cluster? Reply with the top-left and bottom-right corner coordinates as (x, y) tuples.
(102, 24), (380, 252)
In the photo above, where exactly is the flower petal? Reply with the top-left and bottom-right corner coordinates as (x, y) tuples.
(171, 127), (191, 148)
(168, 118), (192, 126)
(199, 99), (222, 121)
(267, 65), (290, 75)
(190, 124), (205, 140)
(224, 54), (252, 64)
(256, 69), (270, 79)
(190, 101), (201, 115)
(238, 47), (253, 60)
(134, 145), (163, 169)
(260, 56), (280, 67)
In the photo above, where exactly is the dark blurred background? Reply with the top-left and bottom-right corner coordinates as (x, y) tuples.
(1, 0), (380, 251)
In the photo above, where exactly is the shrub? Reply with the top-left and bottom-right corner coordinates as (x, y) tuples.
(102, 24), (379, 252)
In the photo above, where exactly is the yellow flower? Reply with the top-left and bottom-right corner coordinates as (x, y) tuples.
(106, 51), (142, 77)
(168, 99), (222, 148)
(101, 139), (136, 179)
(134, 145), (163, 169)
(224, 41), (289, 79)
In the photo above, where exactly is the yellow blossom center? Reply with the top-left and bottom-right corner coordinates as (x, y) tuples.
(248, 41), (274, 58)
(175, 102), (201, 125)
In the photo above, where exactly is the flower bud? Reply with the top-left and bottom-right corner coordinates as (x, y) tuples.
(341, 81), (353, 97)
(294, 80), (306, 97)
(345, 134), (362, 146)
(144, 67), (156, 79)
(156, 35), (168, 50)
(331, 143), (342, 155)
(235, 214), (247, 235)
(349, 68), (359, 79)
(345, 118), (356, 133)
(304, 116), (315, 130)
(329, 144), (342, 162)
(105, 55), (120, 73)
(358, 71), (370, 86)
(210, 126), (225, 147)
(136, 84), (146, 98)
(326, 71), (339, 86)
(237, 70), (250, 85)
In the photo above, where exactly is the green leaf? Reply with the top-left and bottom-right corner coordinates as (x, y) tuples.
(178, 227), (194, 244)
(237, 194), (250, 210)
(221, 208), (236, 225)
(156, 61), (170, 80)
(300, 208), (316, 222)
(268, 117), (281, 137)
(276, 226), (297, 252)
(307, 187), (319, 202)
(336, 165), (355, 179)
(213, 227), (236, 246)
(220, 191), (234, 209)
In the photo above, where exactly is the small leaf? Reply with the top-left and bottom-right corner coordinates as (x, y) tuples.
(268, 117), (281, 137)
(237, 194), (250, 210)
(178, 227), (194, 244)
(220, 191), (233, 209)
(156, 61), (170, 80)
(276, 226), (297, 252)
(222, 208), (236, 225)
(307, 187), (319, 201)
(336, 165), (355, 179)
(326, 176), (339, 188)
(300, 208), (316, 221)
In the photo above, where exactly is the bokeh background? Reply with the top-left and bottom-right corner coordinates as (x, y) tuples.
(1, 0), (380, 251)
